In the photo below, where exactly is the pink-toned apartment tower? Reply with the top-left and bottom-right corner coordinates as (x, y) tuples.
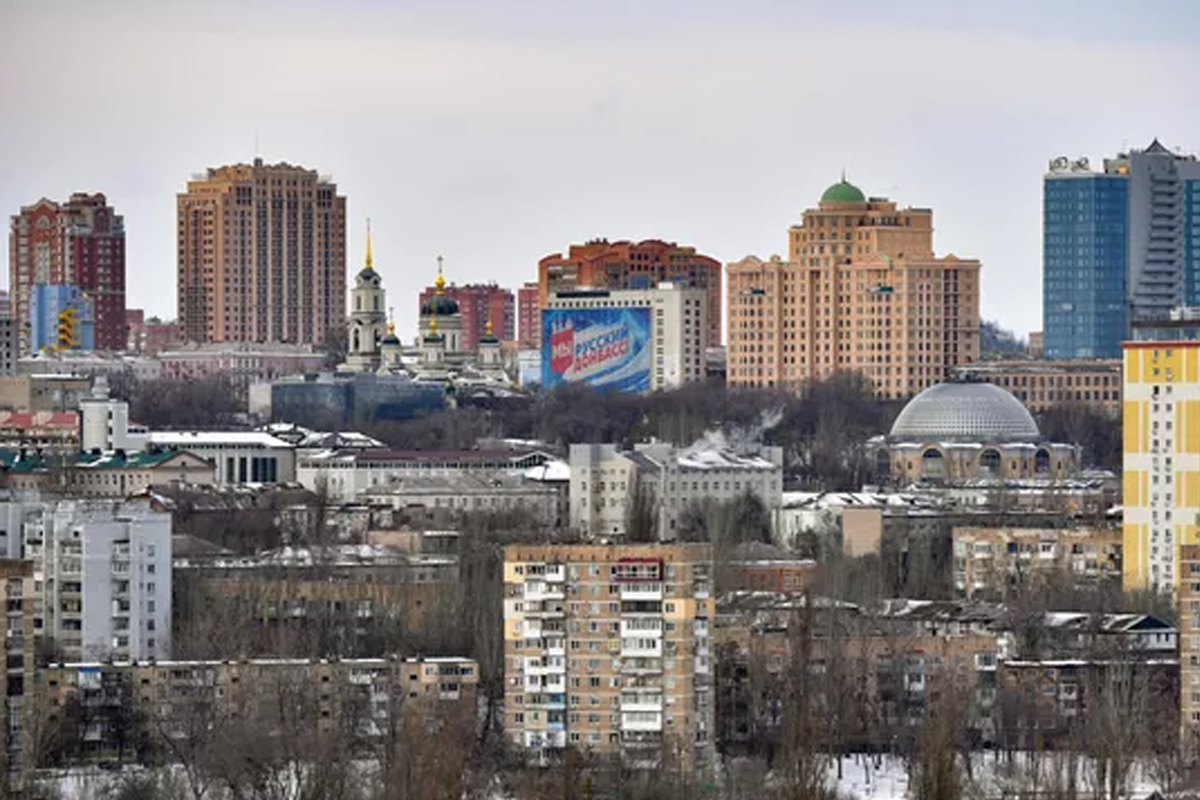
(517, 281), (540, 349)
(726, 179), (980, 399)
(176, 159), (346, 345)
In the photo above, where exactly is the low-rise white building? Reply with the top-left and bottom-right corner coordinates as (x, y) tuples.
(21, 499), (172, 662)
(297, 448), (555, 503)
(147, 431), (296, 486)
(570, 439), (784, 540)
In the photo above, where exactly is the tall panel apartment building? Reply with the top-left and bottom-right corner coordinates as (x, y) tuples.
(1044, 141), (1200, 360)
(177, 159), (347, 345)
(503, 544), (715, 771)
(8, 193), (126, 351)
(21, 500), (172, 662)
(725, 179), (980, 399)
(538, 240), (722, 349)
(1121, 320), (1200, 594)
(417, 282), (514, 351)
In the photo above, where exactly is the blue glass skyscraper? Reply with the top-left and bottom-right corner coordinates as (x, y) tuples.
(1043, 141), (1200, 360)
(1043, 169), (1128, 359)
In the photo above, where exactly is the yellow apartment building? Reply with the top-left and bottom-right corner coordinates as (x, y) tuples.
(503, 544), (714, 771)
(1121, 341), (1200, 593)
(726, 179), (980, 399)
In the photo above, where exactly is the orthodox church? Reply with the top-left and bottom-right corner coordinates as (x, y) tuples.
(338, 223), (513, 391)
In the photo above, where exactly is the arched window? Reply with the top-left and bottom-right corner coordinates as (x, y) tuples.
(980, 449), (1002, 477)
(355, 296), (361, 311)
(920, 448), (945, 480)
(351, 327), (360, 352)
(374, 296), (379, 311)
(1035, 448), (1051, 475)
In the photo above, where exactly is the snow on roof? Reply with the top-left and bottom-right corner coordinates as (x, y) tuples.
(150, 431), (294, 449)
(525, 459), (570, 482)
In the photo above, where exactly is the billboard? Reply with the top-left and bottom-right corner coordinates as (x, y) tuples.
(541, 307), (651, 393)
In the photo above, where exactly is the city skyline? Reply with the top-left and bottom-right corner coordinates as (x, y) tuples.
(1, 1), (1199, 341)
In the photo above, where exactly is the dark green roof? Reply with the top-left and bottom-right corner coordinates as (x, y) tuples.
(421, 294), (459, 316)
(0, 449), (206, 473)
(357, 267), (380, 282)
(821, 179), (866, 204)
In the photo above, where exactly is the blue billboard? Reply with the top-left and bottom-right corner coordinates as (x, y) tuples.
(541, 307), (651, 393)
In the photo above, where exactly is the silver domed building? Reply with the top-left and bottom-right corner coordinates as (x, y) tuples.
(872, 380), (1080, 484)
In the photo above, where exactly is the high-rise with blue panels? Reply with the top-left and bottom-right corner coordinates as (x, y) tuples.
(1043, 168), (1128, 359)
(1043, 140), (1200, 360)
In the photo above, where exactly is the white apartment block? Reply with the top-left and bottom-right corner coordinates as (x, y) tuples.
(503, 544), (715, 771)
(22, 500), (172, 662)
(570, 442), (784, 540)
(546, 283), (708, 391)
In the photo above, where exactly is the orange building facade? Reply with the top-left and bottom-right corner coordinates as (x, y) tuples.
(537, 239), (722, 348)
(176, 159), (346, 346)
(725, 180), (980, 399)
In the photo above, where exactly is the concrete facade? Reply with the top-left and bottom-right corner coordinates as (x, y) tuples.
(503, 543), (715, 770)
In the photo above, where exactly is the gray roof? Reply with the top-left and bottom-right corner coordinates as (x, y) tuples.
(889, 381), (1040, 443)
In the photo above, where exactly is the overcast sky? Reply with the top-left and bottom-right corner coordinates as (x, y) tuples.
(2, 0), (1198, 340)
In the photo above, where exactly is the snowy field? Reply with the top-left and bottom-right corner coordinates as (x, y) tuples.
(827, 752), (1163, 800)
(43, 754), (1172, 800)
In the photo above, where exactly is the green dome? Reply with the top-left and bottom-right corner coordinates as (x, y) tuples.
(821, 179), (866, 204)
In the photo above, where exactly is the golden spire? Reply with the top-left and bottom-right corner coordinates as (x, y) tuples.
(365, 218), (374, 271)
(388, 321), (396, 335)
(485, 318), (494, 336)
(429, 318), (438, 334)
(434, 255), (446, 293)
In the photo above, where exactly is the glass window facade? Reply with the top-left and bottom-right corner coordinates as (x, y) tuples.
(1187, 180), (1200, 306)
(1043, 175), (1128, 359)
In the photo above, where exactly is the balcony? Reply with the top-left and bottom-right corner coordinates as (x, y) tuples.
(523, 601), (565, 619)
(620, 658), (663, 676)
(621, 639), (662, 659)
(620, 694), (663, 714)
(621, 712), (663, 732)
(544, 565), (566, 583)
(620, 620), (662, 639)
(620, 583), (663, 602)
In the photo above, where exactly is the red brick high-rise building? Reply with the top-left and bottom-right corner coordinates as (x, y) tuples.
(8, 193), (126, 352)
(537, 239), (722, 347)
(177, 159), (346, 345)
(517, 281), (539, 348)
(416, 282), (514, 352)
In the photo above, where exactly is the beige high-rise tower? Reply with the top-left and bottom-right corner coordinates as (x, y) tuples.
(726, 178), (980, 399)
(177, 159), (347, 345)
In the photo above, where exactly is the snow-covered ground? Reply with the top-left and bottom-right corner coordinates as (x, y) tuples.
(827, 752), (1164, 800)
(43, 753), (1173, 800)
